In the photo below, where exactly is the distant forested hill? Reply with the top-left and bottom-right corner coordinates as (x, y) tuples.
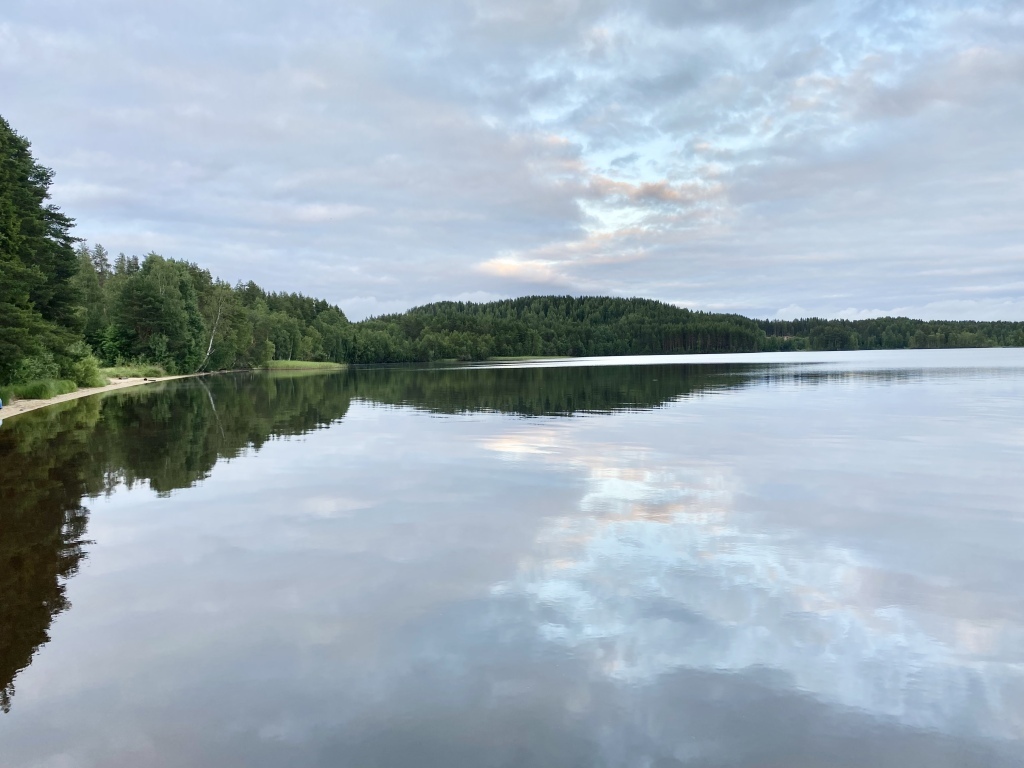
(759, 317), (1024, 351)
(340, 300), (1024, 362)
(345, 297), (765, 363)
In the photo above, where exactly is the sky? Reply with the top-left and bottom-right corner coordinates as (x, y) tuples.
(2, 0), (1023, 321)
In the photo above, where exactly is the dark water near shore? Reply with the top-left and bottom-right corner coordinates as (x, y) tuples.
(2, 349), (1023, 767)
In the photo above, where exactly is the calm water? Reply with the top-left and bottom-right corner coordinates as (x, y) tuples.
(1, 349), (1023, 767)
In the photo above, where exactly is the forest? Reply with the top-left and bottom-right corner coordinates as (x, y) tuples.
(70, 245), (350, 374)
(3, 112), (1024, 398)
(758, 317), (1024, 352)
(345, 297), (767, 362)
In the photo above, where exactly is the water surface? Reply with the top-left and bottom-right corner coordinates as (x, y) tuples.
(1, 349), (1023, 767)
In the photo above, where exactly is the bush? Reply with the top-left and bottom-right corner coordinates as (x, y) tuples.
(58, 341), (106, 387)
(9, 379), (79, 400)
(14, 351), (60, 383)
(70, 354), (107, 387)
(101, 363), (167, 378)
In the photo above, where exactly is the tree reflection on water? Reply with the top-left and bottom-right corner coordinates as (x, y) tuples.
(0, 363), (746, 711)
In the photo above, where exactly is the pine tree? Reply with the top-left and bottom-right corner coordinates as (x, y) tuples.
(0, 115), (81, 383)
(91, 243), (111, 285)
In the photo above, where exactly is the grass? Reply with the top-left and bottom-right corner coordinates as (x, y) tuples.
(0, 363), (167, 407)
(0, 378), (79, 402)
(262, 360), (346, 370)
(101, 364), (167, 379)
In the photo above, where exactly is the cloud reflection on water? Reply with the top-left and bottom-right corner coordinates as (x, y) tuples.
(484, 424), (1024, 742)
(2, 352), (1023, 766)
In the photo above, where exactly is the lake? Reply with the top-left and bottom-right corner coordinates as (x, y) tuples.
(1, 348), (1023, 767)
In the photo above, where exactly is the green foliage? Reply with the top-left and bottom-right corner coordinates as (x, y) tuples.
(106, 254), (205, 373)
(346, 300), (1024, 363)
(6, 345), (101, 391)
(236, 281), (350, 363)
(13, 351), (60, 382)
(341, 296), (767, 363)
(69, 353), (106, 388)
(71, 243), (107, 349)
(56, 341), (105, 387)
(758, 317), (1022, 351)
(0, 115), (80, 385)
(52, 249), (349, 377)
(101, 364), (167, 378)
(4, 378), (78, 400)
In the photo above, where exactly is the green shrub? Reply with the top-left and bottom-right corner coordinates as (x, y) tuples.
(101, 363), (167, 379)
(59, 341), (106, 386)
(14, 351), (60, 383)
(70, 354), (107, 387)
(10, 379), (79, 400)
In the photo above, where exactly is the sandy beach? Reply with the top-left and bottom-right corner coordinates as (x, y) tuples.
(0, 375), (190, 420)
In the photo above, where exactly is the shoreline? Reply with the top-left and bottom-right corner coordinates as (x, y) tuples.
(0, 364), (341, 422)
(0, 375), (192, 421)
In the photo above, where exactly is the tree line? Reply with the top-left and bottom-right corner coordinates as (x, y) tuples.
(312, 297), (1024, 363)
(345, 297), (768, 363)
(72, 243), (350, 374)
(758, 317), (1024, 351)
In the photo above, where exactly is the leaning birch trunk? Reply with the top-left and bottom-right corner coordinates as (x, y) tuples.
(196, 296), (224, 373)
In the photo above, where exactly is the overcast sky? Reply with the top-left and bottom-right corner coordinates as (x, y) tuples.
(3, 0), (1022, 320)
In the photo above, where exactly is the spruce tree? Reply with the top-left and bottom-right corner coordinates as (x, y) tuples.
(0, 115), (81, 383)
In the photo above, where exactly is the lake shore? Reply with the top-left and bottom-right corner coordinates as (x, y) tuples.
(0, 364), (349, 422)
(0, 375), (191, 421)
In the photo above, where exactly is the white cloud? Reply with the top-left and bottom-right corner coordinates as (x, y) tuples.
(1, 0), (1021, 319)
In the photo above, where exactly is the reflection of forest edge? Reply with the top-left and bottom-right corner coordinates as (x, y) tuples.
(0, 363), (743, 712)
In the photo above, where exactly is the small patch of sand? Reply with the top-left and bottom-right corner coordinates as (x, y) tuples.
(0, 375), (191, 421)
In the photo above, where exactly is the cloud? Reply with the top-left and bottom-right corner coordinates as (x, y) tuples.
(289, 203), (373, 223)
(0, 0), (1021, 319)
